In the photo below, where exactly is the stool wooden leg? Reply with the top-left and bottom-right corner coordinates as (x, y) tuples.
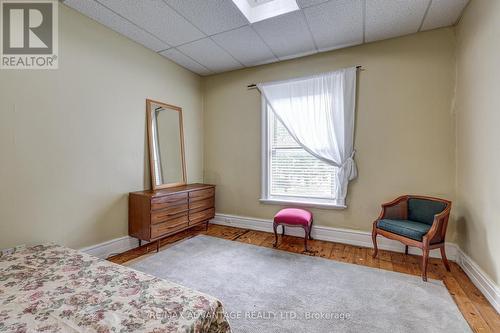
(303, 226), (309, 252)
(308, 219), (313, 239)
(273, 222), (278, 248)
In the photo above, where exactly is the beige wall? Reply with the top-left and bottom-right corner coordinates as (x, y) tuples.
(0, 4), (203, 249)
(203, 29), (458, 240)
(455, 0), (500, 284)
(6, 2), (495, 285)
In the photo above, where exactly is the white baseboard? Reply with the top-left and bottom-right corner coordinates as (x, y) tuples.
(79, 236), (138, 259)
(456, 249), (500, 314)
(78, 213), (499, 314)
(211, 213), (458, 260)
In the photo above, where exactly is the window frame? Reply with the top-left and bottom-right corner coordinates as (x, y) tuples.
(260, 100), (347, 210)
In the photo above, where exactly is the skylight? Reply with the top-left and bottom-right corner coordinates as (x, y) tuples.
(232, 0), (299, 23)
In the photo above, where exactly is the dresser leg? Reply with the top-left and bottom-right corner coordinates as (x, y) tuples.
(138, 239), (142, 247)
(205, 221), (209, 231)
(156, 240), (160, 252)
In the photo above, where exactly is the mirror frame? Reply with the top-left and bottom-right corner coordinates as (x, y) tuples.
(146, 99), (187, 190)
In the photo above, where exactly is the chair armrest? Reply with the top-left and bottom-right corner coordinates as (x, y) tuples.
(426, 206), (452, 244)
(377, 196), (408, 220)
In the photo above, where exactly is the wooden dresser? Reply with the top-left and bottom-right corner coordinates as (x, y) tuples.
(129, 184), (215, 251)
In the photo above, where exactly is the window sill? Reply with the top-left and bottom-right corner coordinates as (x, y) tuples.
(259, 198), (347, 210)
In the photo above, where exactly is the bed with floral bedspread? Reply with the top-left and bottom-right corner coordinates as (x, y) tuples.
(0, 244), (231, 333)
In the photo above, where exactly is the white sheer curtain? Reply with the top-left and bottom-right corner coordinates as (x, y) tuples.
(258, 67), (357, 205)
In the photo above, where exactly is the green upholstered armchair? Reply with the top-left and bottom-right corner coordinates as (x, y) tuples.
(371, 195), (452, 281)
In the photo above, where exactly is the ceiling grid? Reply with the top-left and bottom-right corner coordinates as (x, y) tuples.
(64, 0), (470, 76)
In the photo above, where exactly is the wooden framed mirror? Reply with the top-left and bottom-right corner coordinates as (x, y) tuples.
(146, 99), (186, 190)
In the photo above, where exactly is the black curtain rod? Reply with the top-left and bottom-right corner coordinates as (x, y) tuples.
(247, 65), (364, 89)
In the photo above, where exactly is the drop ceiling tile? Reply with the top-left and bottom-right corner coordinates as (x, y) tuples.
(304, 0), (363, 52)
(252, 57), (280, 66)
(365, 0), (429, 42)
(160, 48), (212, 75)
(97, 0), (205, 46)
(296, 0), (330, 9)
(164, 0), (248, 35)
(64, 0), (169, 52)
(211, 26), (277, 66)
(421, 0), (469, 31)
(177, 38), (243, 73)
(252, 11), (317, 60)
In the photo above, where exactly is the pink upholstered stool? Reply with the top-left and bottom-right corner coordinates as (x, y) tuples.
(273, 208), (313, 251)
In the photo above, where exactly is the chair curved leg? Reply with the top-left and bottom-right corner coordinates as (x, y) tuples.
(421, 245), (430, 282)
(273, 222), (278, 248)
(372, 224), (378, 258)
(440, 246), (451, 272)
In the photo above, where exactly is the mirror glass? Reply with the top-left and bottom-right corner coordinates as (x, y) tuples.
(147, 100), (186, 189)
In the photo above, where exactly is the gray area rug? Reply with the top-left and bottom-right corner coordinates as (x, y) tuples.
(129, 235), (471, 333)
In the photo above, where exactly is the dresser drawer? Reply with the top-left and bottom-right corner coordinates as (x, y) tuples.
(151, 215), (188, 239)
(189, 208), (215, 225)
(151, 205), (188, 224)
(151, 193), (188, 210)
(189, 197), (214, 213)
(189, 188), (215, 202)
(129, 184), (215, 242)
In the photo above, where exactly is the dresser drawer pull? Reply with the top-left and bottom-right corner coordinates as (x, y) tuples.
(151, 216), (188, 239)
(189, 208), (215, 225)
(151, 210), (188, 224)
(151, 200), (187, 211)
(189, 188), (215, 201)
(189, 198), (215, 211)
(151, 203), (188, 215)
(151, 193), (188, 204)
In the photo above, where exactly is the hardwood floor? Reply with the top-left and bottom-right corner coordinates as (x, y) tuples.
(108, 224), (500, 333)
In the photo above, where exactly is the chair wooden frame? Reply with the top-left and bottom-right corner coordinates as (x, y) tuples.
(371, 195), (452, 281)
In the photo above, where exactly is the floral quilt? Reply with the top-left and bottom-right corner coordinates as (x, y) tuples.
(0, 244), (231, 333)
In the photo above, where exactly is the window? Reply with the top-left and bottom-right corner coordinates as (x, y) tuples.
(261, 103), (343, 209)
(259, 68), (357, 209)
